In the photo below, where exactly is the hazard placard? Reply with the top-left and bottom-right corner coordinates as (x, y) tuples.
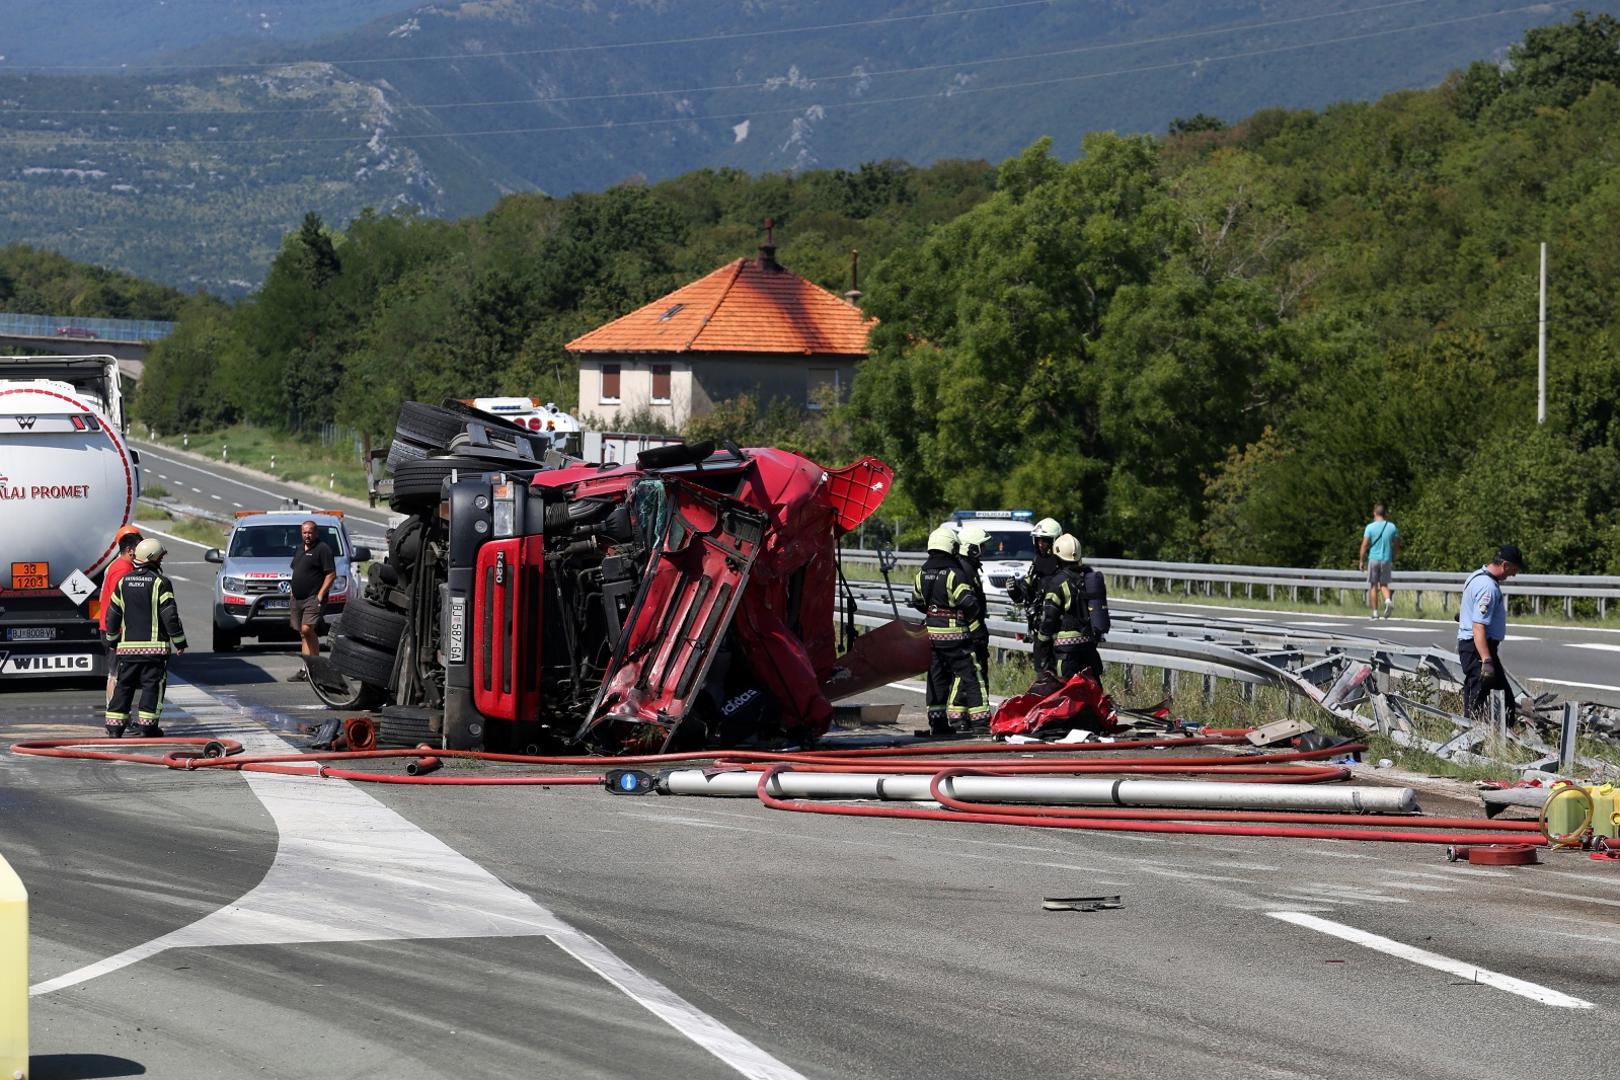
(59, 568), (96, 606)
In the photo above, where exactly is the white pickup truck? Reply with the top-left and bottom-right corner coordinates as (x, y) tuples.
(0, 354), (140, 679)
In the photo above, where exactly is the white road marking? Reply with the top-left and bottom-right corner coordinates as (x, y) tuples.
(1268, 911), (1595, 1009)
(232, 501), (243, 508)
(167, 574), (190, 582)
(1502, 634), (1540, 642)
(189, 485), (202, 493)
(1568, 643), (1620, 653)
(131, 522), (213, 551)
(1533, 678), (1620, 693)
(210, 493), (222, 501)
(885, 681), (927, 694)
(31, 680), (807, 1080)
(1374, 880), (1454, 893)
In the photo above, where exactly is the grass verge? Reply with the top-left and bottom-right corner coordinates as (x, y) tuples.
(146, 425), (372, 501)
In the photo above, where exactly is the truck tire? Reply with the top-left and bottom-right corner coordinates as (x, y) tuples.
(376, 706), (441, 749)
(389, 455), (494, 511)
(331, 632), (396, 687)
(393, 402), (471, 453)
(336, 595), (407, 650)
(387, 517), (426, 576)
(213, 623), (241, 652)
(385, 436), (429, 474)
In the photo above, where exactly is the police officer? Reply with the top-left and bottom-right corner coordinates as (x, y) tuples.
(911, 526), (987, 736)
(1034, 534), (1111, 684)
(1458, 544), (1524, 722)
(104, 538), (188, 738)
(956, 523), (993, 694)
(1007, 517), (1063, 635)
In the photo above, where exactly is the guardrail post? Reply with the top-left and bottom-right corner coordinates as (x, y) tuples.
(1122, 664), (1135, 693)
(1162, 667), (1175, 697)
(1558, 702), (1580, 774)
(1201, 673), (1215, 703)
(0, 852), (26, 1080)
(1564, 596), (1573, 620)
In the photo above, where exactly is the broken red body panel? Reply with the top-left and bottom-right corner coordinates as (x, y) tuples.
(991, 673), (1122, 739)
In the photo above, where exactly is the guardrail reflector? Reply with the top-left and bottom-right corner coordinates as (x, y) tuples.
(0, 852), (26, 1079)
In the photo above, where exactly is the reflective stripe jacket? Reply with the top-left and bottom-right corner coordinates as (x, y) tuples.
(911, 552), (983, 642)
(956, 554), (989, 643)
(1036, 566), (1110, 644)
(105, 566), (187, 657)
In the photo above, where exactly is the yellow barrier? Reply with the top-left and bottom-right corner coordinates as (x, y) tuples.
(0, 852), (25, 1080)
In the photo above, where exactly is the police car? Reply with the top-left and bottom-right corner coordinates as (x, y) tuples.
(940, 510), (1038, 598)
(204, 510), (371, 651)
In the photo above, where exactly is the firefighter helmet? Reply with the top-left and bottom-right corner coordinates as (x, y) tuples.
(1053, 534), (1081, 563)
(1033, 517), (1062, 541)
(133, 538), (167, 565)
(958, 524), (991, 558)
(926, 526), (959, 554)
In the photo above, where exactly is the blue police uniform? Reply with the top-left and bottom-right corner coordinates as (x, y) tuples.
(1457, 566), (1509, 720)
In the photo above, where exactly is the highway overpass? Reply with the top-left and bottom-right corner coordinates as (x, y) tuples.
(0, 310), (176, 379)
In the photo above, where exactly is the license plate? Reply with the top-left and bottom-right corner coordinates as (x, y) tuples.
(7, 627), (56, 641)
(10, 561), (48, 589)
(263, 598), (289, 610)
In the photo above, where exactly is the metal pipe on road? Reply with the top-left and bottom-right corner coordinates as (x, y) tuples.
(659, 770), (1418, 812)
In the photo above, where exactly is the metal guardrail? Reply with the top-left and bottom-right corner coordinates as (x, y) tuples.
(838, 548), (1620, 618)
(0, 311), (176, 343)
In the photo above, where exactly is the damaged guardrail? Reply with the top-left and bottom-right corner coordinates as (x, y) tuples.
(845, 583), (1620, 781)
(839, 548), (1620, 618)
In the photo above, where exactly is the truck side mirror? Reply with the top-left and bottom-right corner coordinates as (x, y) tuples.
(353, 545), (372, 562)
(204, 548), (224, 563)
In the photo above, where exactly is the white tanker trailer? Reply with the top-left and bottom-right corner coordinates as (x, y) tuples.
(0, 354), (141, 679)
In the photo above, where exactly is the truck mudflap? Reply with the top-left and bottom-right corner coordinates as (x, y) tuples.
(471, 535), (545, 722)
(578, 480), (767, 752)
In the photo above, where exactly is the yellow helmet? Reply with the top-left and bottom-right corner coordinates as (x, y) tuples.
(1053, 534), (1081, 563)
(926, 526), (959, 554)
(958, 524), (991, 558)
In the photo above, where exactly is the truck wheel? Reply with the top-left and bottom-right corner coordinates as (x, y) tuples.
(213, 624), (241, 652)
(393, 402), (472, 453)
(389, 455), (494, 511)
(387, 517), (426, 575)
(331, 632), (396, 687)
(385, 436), (429, 474)
(309, 672), (387, 711)
(336, 595), (408, 650)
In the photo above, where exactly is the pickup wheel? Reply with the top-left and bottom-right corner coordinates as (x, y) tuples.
(336, 595), (408, 651)
(331, 632), (396, 687)
(389, 455), (495, 512)
(212, 624), (241, 652)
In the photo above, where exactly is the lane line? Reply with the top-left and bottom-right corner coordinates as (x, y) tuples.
(1267, 911), (1594, 1009)
(189, 486), (202, 494)
(132, 522), (215, 551)
(133, 445), (392, 531)
(31, 679), (806, 1080)
(1532, 678), (1620, 693)
(1568, 643), (1620, 653)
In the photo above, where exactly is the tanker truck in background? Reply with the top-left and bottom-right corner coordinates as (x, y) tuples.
(0, 354), (140, 680)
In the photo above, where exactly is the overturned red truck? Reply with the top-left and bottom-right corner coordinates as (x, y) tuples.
(315, 402), (922, 753)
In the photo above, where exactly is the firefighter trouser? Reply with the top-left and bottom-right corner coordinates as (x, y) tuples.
(1056, 641), (1104, 684)
(927, 640), (987, 732)
(106, 658), (170, 734)
(973, 633), (991, 697)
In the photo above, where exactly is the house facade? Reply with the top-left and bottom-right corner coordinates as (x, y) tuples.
(567, 240), (872, 430)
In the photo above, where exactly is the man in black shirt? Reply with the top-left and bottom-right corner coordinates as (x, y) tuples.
(288, 519), (336, 680)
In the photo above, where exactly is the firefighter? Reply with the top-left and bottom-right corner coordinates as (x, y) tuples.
(956, 523), (993, 693)
(1007, 517), (1063, 635)
(911, 526), (987, 736)
(1034, 534), (1111, 684)
(104, 538), (187, 738)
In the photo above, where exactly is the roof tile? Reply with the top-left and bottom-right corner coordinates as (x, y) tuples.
(566, 257), (874, 356)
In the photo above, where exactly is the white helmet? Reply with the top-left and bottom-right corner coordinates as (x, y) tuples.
(133, 538), (167, 565)
(1033, 517), (1062, 541)
(958, 524), (991, 558)
(926, 526), (959, 554)
(1053, 534), (1081, 563)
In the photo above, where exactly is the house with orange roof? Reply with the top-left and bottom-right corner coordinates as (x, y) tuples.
(566, 228), (874, 429)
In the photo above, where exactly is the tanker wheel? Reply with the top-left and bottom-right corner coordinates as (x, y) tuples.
(212, 624), (241, 652)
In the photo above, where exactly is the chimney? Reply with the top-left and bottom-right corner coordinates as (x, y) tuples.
(757, 217), (779, 271)
(844, 249), (863, 307)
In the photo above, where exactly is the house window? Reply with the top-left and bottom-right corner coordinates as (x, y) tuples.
(600, 364), (621, 403)
(652, 364), (672, 404)
(807, 368), (841, 410)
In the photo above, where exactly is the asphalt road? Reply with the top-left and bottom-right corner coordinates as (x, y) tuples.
(1, 449), (1614, 1078)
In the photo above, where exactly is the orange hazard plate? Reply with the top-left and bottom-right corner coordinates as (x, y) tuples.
(10, 561), (49, 589)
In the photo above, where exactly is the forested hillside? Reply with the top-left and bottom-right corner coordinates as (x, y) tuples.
(0, 245), (186, 318)
(128, 13), (1620, 574)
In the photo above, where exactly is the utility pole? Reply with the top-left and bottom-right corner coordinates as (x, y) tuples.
(1538, 241), (1547, 425)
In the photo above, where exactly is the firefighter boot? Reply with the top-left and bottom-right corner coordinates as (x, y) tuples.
(134, 721), (165, 738)
(104, 723), (125, 739)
